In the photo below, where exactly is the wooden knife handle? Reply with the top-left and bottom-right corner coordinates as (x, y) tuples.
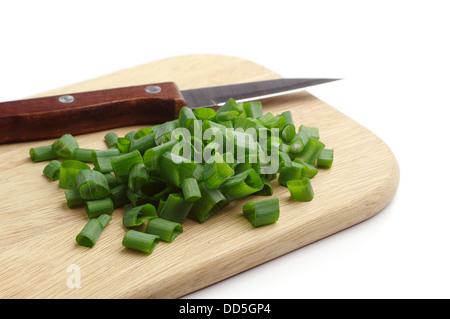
(0, 82), (186, 144)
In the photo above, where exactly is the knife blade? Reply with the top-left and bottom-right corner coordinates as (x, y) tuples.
(0, 78), (338, 144)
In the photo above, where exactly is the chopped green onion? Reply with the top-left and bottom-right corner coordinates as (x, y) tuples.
(155, 119), (179, 145)
(216, 110), (239, 121)
(117, 137), (131, 153)
(77, 169), (110, 200)
(122, 230), (159, 254)
(242, 101), (263, 118)
(43, 160), (61, 181)
(143, 139), (178, 171)
(92, 148), (121, 161)
(103, 173), (119, 189)
(181, 177), (201, 202)
(125, 130), (137, 140)
(217, 98), (240, 114)
(293, 158), (318, 178)
(278, 161), (304, 186)
(85, 197), (114, 218)
(190, 182), (227, 223)
(299, 125), (320, 140)
(93, 156), (114, 173)
(128, 163), (150, 192)
(109, 183), (129, 208)
(145, 217), (183, 243)
(282, 124), (296, 144)
(254, 179), (274, 196)
(298, 137), (325, 164)
(178, 106), (197, 129)
(316, 148), (334, 168)
(123, 203), (157, 228)
(129, 131), (156, 154)
(193, 107), (216, 121)
(52, 134), (79, 158)
(111, 150), (144, 178)
(72, 148), (95, 163)
(158, 152), (197, 188)
(243, 197), (280, 227)
(220, 169), (263, 199)
(29, 145), (57, 162)
(58, 160), (90, 189)
(287, 178), (314, 201)
(104, 132), (119, 148)
(64, 188), (85, 208)
(134, 127), (153, 140)
(158, 193), (193, 224)
(202, 161), (234, 189)
(76, 214), (112, 248)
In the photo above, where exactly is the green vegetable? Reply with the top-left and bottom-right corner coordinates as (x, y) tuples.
(76, 214), (112, 248)
(52, 134), (79, 158)
(76, 169), (110, 200)
(287, 178), (314, 201)
(123, 203), (157, 228)
(29, 145), (57, 162)
(85, 197), (114, 218)
(58, 160), (90, 189)
(243, 197), (280, 227)
(317, 149), (334, 168)
(43, 160), (61, 181)
(122, 230), (159, 254)
(145, 217), (183, 243)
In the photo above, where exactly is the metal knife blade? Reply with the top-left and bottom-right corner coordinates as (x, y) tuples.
(0, 78), (339, 144)
(181, 78), (339, 108)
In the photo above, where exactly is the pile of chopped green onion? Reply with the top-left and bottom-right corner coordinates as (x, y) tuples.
(30, 98), (333, 254)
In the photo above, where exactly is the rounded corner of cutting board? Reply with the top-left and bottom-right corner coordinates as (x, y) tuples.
(0, 54), (400, 298)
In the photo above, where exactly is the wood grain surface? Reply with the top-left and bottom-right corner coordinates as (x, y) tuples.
(0, 54), (399, 298)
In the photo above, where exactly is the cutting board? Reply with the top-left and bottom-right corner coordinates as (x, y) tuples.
(0, 55), (399, 298)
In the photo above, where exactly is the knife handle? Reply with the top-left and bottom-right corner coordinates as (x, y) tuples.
(0, 82), (186, 144)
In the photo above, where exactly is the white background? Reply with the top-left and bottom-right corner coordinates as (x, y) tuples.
(1, 1), (449, 299)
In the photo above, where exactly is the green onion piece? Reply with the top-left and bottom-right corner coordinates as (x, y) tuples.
(282, 124), (296, 144)
(29, 145), (57, 162)
(97, 213), (112, 228)
(64, 188), (85, 208)
(278, 161), (304, 186)
(179, 106), (197, 129)
(158, 193), (193, 224)
(242, 101), (263, 118)
(52, 134), (79, 158)
(191, 163), (204, 182)
(190, 182), (227, 223)
(316, 148), (334, 168)
(279, 151), (292, 168)
(134, 127), (153, 140)
(299, 137), (325, 164)
(159, 152), (197, 188)
(117, 137), (131, 153)
(128, 163), (150, 192)
(93, 156), (114, 173)
(85, 197), (114, 218)
(127, 189), (150, 207)
(293, 158), (319, 178)
(243, 197), (280, 227)
(91, 148), (121, 161)
(111, 150), (143, 178)
(220, 169), (263, 199)
(193, 107), (216, 121)
(104, 132), (119, 148)
(216, 110), (239, 121)
(122, 230), (159, 254)
(143, 139), (178, 171)
(76, 214), (111, 248)
(145, 217), (183, 243)
(233, 117), (258, 133)
(103, 173), (119, 189)
(72, 148), (95, 163)
(129, 131), (156, 154)
(287, 178), (314, 201)
(109, 183), (129, 208)
(43, 160), (61, 181)
(202, 161), (234, 189)
(77, 169), (110, 200)
(155, 119), (179, 145)
(254, 179), (274, 196)
(123, 203), (157, 228)
(125, 130), (137, 140)
(58, 160), (90, 189)
(299, 125), (320, 140)
(217, 98), (240, 114)
(280, 110), (294, 126)
(181, 177), (201, 202)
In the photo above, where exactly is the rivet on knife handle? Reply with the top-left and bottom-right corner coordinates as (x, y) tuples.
(0, 82), (186, 144)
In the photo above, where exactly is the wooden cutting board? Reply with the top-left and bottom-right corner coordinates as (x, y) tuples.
(0, 55), (399, 298)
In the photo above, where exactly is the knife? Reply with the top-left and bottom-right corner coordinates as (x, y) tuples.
(0, 78), (338, 144)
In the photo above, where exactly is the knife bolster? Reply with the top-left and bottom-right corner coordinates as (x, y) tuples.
(0, 82), (186, 144)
